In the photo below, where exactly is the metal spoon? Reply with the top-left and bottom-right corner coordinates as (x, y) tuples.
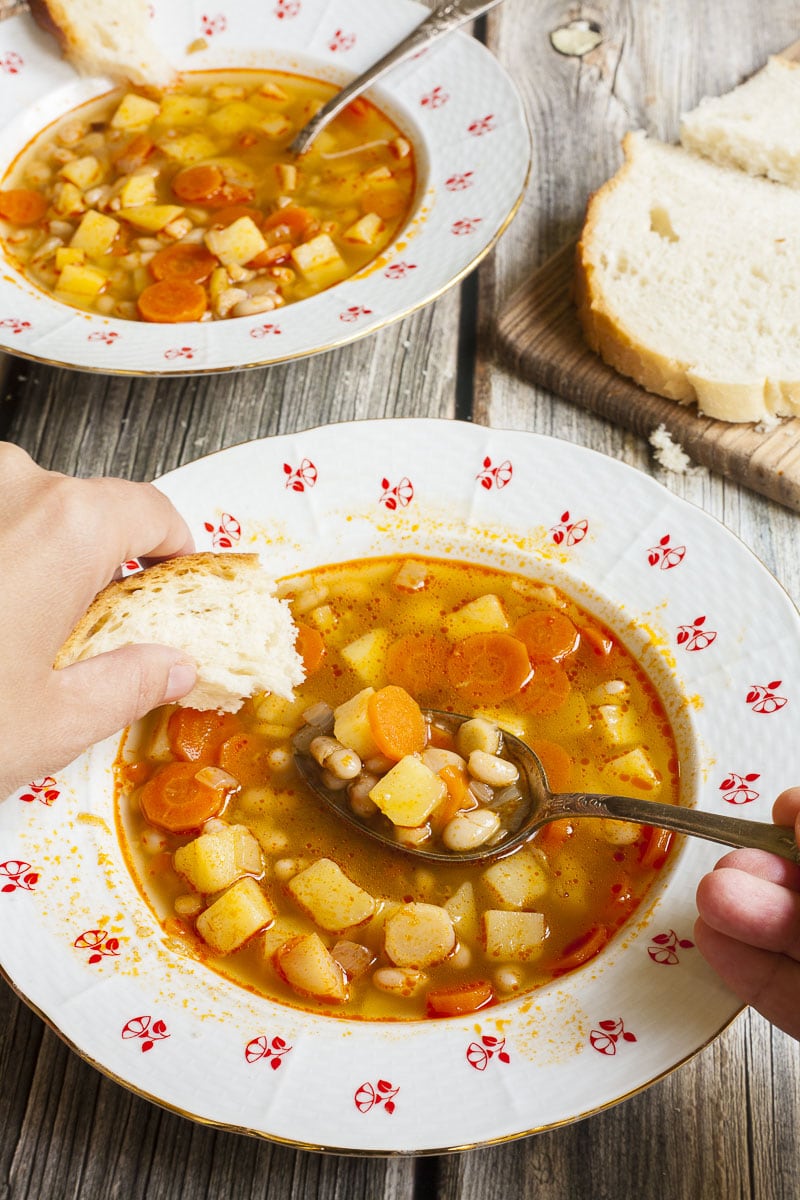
(288, 0), (505, 156)
(294, 709), (800, 866)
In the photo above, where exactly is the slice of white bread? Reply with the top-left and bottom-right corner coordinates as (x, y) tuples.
(29, 0), (175, 88)
(54, 552), (305, 713)
(575, 131), (800, 423)
(680, 57), (800, 189)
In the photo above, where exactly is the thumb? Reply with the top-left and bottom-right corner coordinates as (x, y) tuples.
(48, 644), (197, 763)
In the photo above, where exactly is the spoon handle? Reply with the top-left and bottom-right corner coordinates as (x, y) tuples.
(289, 0), (504, 154)
(552, 793), (800, 864)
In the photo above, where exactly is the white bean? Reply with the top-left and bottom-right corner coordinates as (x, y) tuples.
(372, 967), (425, 996)
(494, 966), (523, 993)
(442, 807), (501, 852)
(468, 750), (519, 787)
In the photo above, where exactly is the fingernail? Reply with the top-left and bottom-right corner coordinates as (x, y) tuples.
(164, 661), (197, 702)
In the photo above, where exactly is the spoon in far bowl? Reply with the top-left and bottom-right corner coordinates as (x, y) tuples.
(293, 709), (800, 867)
(288, 0), (505, 156)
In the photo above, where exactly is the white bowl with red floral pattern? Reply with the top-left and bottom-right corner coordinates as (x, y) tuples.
(0, 0), (529, 374)
(2, 419), (798, 1153)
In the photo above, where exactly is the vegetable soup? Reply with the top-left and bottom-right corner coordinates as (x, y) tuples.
(117, 556), (681, 1020)
(0, 71), (416, 321)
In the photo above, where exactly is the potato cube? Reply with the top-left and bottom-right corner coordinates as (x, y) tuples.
(482, 851), (549, 910)
(205, 216), (266, 268)
(52, 180), (86, 216)
(110, 93), (161, 130)
(286, 858), (376, 932)
(59, 155), (103, 189)
(384, 903), (455, 968)
(57, 263), (107, 296)
(603, 746), (661, 793)
(196, 877), (274, 955)
(587, 679), (629, 706)
(174, 823), (263, 893)
(273, 932), (347, 1002)
(259, 113), (292, 138)
(333, 687), (380, 760)
(291, 234), (348, 286)
(70, 209), (120, 255)
(208, 101), (262, 135)
(443, 881), (479, 941)
(598, 818), (642, 846)
(343, 212), (385, 245)
(369, 755), (446, 828)
(118, 204), (185, 232)
(158, 132), (218, 164)
(274, 162), (297, 192)
(392, 559), (428, 592)
(306, 603), (337, 634)
(258, 80), (289, 101)
(482, 910), (546, 960)
(443, 594), (509, 639)
(158, 94), (210, 125)
(118, 172), (157, 208)
(595, 702), (641, 747)
(55, 246), (84, 271)
(340, 629), (391, 687)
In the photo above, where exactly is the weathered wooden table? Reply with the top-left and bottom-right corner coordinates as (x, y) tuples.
(2, 2), (799, 1196)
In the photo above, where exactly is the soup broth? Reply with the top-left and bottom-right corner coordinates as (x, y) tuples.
(0, 70), (416, 321)
(117, 555), (681, 1020)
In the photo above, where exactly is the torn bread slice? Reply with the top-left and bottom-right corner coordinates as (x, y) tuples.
(575, 132), (800, 422)
(29, 0), (175, 88)
(680, 56), (800, 189)
(55, 552), (304, 713)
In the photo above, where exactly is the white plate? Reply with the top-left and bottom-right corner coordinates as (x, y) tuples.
(2, 419), (797, 1153)
(0, 0), (529, 375)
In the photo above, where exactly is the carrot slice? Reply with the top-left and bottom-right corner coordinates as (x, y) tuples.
(218, 732), (271, 787)
(580, 623), (615, 657)
(445, 633), (531, 705)
(167, 708), (241, 764)
(515, 660), (571, 715)
(528, 739), (573, 792)
(172, 163), (225, 203)
(248, 241), (293, 268)
(367, 685), (426, 761)
(0, 188), (47, 225)
(534, 817), (574, 854)
(137, 279), (207, 323)
(552, 925), (610, 975)
(294, 621), (325, 676)
(514, 611), (579, 662)
(262, 204), (316, 245)
(638, 826), (673, 870)
(433, 763), (472, 826)
(427, 979), (494, 1018)
(149, 243), (217, 283)
(209, 204), (263, 228)
(385, 632), (450, 699)
(113, 133), (155, 174)
(204, 182), (256, 208)
(139, 762), (231, 833)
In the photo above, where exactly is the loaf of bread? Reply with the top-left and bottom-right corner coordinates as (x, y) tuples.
(29, 0), (175, 87)
(55, 553), (305, 713)
(575, 131), (800, 423)
(680, 57), (800, 188)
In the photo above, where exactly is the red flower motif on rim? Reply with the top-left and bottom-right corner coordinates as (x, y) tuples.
(0, 53), (24, 75)
(121, 559), (143, 575)
(329, 29), (356, 52)
(451, 218), (482, 236)
(380, 476), (413, 510)
(245, 1034), (292, 1069)
(0, 861), (39, 893)
(590, 1017), (637, 1056)
(274, 0), (301, 17)
(250, 321), (282, 338)
(74, 929), (121, 965)
(420, 86), (449, 109)
(720, 772), (760, 805)
(87, 330), (120, 345)
(283, 459), (318, 491)
(354, 1079), (399, 1115)
(164, 345), (195, 361)
(476, 456), (512, 490)
(746, 681), (788, 714)
(384, 262), (417, 280)
(121, 1015), (170, 1052)
(204, 513), (241, 549)
(466, 1034), (510, 1071)
(467, 114), (495, 136)
(200, 13), (227, 37)
(339, 305), (372, 323)
(676, 615), (717, 651)
(648, 929), (694, 965)
(647, 534), (686, 569)
(445, 172), (474, 191)
(0, 318), (31, 334)
(551, 511), (589, 546)
(18, 776), (59, 805)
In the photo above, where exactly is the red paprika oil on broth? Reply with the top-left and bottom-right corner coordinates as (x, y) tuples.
(116, 556), (681, 1020)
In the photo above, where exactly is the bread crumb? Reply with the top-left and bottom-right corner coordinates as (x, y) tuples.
(649, 424), (695, 473)
(753, 414), (783, 433)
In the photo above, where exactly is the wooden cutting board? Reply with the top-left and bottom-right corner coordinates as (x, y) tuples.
(497, 42), (800, 514)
